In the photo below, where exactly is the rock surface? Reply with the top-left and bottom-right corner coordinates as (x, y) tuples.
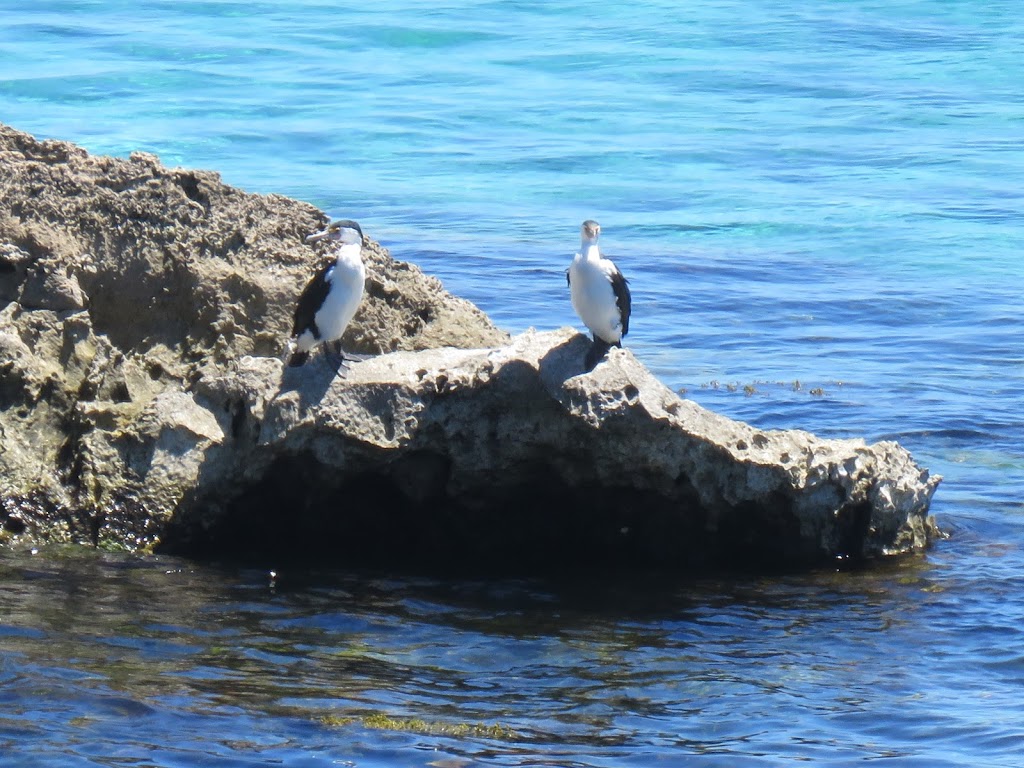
(0, 124), (941, 569)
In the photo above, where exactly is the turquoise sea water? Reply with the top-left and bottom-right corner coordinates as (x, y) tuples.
(2, 1), (1024, 765)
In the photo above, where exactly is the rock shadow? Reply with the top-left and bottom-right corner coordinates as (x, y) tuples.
(537, 332), (592, 390)
(277, 352), (345, 408)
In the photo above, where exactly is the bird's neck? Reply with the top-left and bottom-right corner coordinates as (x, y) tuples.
(580, 241), (601, 261)
(333, 243), (362, 268)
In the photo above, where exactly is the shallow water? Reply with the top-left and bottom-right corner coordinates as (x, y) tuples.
(3, 543), (1023, 767)
(3, 0), (1024, 764)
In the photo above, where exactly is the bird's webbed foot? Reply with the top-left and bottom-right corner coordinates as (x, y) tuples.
(323, 341), (348, 370)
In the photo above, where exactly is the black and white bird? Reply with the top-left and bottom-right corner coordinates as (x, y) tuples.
(288, 219), (366, 367)
(566, 219), (632, 370)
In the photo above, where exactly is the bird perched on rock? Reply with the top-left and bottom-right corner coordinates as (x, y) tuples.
(288, 219), (366, 367)
(566, 219), (632, 370)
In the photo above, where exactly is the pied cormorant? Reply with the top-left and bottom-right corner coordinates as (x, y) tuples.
(288, 219), (366, 367)
(566, 219), (631, 370)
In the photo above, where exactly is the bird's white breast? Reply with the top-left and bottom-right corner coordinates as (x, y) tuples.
(569, 253), (623, 344)
(315, 250), (365, 342)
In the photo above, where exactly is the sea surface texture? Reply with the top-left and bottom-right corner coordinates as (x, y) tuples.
(2, 1), (1024, 765)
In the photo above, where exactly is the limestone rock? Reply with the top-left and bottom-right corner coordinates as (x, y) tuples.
(0, 123), (941, 569)
(161, 328), (941, 571)
(0, 121), (504, 548)
(0, 122), (506, 364)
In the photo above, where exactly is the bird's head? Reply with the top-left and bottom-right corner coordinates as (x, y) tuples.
(306, 219), (364, 246)
(581, 219), (601, 246)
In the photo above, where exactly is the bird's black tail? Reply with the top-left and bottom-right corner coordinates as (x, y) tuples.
(585, 338), (619, 371)
(288, 350), (310, 367)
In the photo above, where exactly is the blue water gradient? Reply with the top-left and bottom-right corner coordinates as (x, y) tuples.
(2, 1), (1024, 764)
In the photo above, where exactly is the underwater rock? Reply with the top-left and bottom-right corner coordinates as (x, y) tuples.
(0, 123), (940, 568)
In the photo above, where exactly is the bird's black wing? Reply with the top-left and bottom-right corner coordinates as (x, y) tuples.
(291, 262), (333, 338)
(609, 267), (631, 337)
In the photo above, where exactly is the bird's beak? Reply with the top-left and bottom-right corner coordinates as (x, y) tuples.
(306, 228), (329, 243)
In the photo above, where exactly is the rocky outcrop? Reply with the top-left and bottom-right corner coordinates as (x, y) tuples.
(0, 124), (941, 569)
(161, 328), (940, 570)
(0, 122), (505, 547)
